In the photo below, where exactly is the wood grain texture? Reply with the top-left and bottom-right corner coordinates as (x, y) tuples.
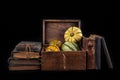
(43, 19), (81, 44)
(41, 44), (86, 71)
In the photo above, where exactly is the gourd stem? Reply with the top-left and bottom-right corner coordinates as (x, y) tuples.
(70, 33), (74, 37)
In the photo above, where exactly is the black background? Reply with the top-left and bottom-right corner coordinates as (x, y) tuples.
(0, 0), (119, 80)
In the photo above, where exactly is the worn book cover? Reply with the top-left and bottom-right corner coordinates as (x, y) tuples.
(8, 57), (40, 70)
(11, 41), (42, 59)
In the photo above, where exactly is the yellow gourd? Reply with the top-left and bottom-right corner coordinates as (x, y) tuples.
(49, 40), (62, 47)
(45, 45), (60, 52)
(64, 26), (83, 42)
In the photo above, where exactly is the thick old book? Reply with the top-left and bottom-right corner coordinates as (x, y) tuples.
(9, 65), (40, 70)
(95, 35), (102, 69)
(11, 41), (42, 59)
(101, 37), (113, 69)
(8, 57), (41, 70)
(82, 36), (96, 69)
(83, 34), (113, 70)
(8, 57), (40, 66)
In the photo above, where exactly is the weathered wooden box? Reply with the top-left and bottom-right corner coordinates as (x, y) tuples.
(41, 19), (87, 71)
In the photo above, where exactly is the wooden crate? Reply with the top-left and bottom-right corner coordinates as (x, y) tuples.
(41, 19), (86, 71)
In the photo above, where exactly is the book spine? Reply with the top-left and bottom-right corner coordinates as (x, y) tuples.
(101, 37), (113, 69)
(86, 37), (96, 69)
(95, 36), (102, 69)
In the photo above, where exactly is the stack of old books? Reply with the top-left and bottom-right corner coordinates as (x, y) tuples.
(8, 41), (42, 70)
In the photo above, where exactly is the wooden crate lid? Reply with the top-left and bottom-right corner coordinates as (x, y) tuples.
(43, 19), (81, 44)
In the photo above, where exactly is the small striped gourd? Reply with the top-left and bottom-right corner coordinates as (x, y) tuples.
(61, 42), (80, 51)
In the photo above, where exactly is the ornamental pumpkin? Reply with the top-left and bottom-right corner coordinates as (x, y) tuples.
(45, 45), (60, 52)
(49, 39), (62, 47)
(64, 26), (83, 42)
(61, 42), (80, 51)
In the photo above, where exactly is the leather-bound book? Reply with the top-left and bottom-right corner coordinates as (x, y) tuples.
(8, 57), (41, 70)
(11, 41), (42, 59)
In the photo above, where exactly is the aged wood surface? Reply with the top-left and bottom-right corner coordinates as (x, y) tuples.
(43, 19), (81, 44)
